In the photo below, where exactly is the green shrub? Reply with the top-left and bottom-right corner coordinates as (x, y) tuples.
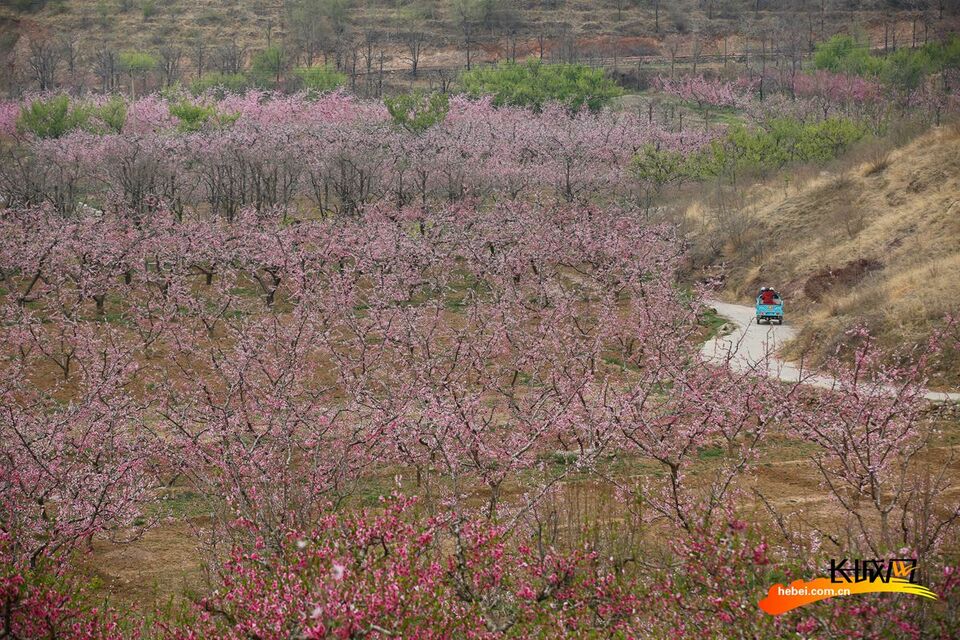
(815, 33), (960, 94)
(191, 72), (250, 96)
(96, 0), (113, 27)
(813, 34), (883, 76)
(141, 0), (157, 19)
(384, 92), (449, 133)
(292, 64), (347, 93)
(250, 46), (285, 88)
(460, 61), (622, 112)
(658, 117), (871, 184)
(158, 82), (187, 101)
(695, 117), (870, 179)
(631, 144), (693, 208)
(97, 95), (128, 133)
(169, 101), (216, 132)
(119, 50), (158, 75)
(882, 47), (936, 93)
(930, 35), (960, 69)
(16, 95), (94, 139)
(11, 0), (48, 12)
(169, 100), (239, 132)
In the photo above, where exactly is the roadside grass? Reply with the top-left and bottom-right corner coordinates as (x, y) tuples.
(698, 306), (730, 340)
(151, 487), (211, 520)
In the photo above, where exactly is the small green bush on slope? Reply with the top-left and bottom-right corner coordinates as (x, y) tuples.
(460, 61), (622, 112)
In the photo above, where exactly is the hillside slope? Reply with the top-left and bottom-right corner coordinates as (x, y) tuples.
(696, 123), (960, 385)
(2, 0), (954, 93)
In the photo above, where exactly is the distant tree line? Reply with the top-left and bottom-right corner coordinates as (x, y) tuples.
(2, 0), (959, 97)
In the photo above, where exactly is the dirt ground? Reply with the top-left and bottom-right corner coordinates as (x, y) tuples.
(83, 519), (207, 608)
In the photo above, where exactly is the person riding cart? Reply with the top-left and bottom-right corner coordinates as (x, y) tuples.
(755, 287), (784, 325)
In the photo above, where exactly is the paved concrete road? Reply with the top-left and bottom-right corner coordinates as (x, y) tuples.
(701, 299), (960, 403)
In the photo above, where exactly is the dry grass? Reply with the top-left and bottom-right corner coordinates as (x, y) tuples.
(698, 124), (960, 386)
(863, 149), (892, 177)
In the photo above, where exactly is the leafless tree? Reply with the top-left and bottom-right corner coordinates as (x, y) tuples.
(159, 45), (182, 87)
(452, 0), (479, 70)
(346, 38), (360, 90)
(189, 34), (206, 80)
(286, 0), (331, 65)
(361, 29), (378, 75)
(57, 34), (80, 76)
(614, 0), (638, 21)
(265, 17), (274, 48)
(215, 40), (247, 75)
(757, 29), (769, 100)
(360, 29), (381, 97)
(93, 47), (120, 92)
(690, 31), (703, 74)
(506, 27), (520, 62)
(27, 38), (61, 91)
(554, 23), (577, 63)
(330, 9), (351, 70)
(377, 48), (384, 97)
(776, 15), (806, 93)
(400, 31), (428, 76)
(434, 67), (456, 93)
(805, 0), (817, 52)
(664, 35), (682, 79)
(904, 0), (929, 47)
(704, 0), (716, 20)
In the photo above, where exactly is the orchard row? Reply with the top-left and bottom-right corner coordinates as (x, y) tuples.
(2, 200), (955, 561)
(3, 67), (956, 221)
(1, 93), (713, 218)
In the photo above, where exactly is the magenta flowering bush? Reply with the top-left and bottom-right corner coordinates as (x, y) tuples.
(0, 100), (19, 137)
(0, 532), (130, 640)
(165, 495), (643, 639)
(2, 198), (955, 638)
(792, 70), (884, 112)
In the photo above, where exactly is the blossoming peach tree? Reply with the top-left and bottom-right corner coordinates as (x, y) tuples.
(0, 89), (958, 638)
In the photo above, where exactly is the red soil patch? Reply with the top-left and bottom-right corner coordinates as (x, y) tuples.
(803, 258), (883, 302)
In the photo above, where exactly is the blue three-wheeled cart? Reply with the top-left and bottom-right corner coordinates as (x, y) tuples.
(755, 288), (783, 325)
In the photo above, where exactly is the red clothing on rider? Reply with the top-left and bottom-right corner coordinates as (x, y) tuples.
(760, 289), (776, 304)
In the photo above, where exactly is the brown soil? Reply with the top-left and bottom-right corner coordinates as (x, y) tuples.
(802, 258), (883, 302)
(81, 519), (207, 608)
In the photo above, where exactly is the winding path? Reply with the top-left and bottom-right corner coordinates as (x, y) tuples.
(701, 299), (960, 403)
